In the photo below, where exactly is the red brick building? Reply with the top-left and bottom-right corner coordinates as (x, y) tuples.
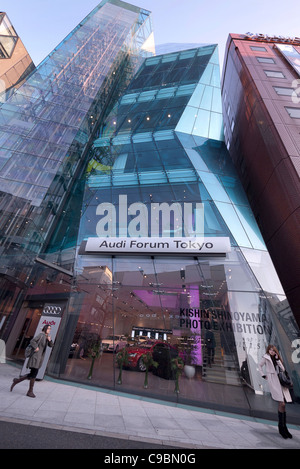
(222, 33), (300, 326)
(0, 12), (34, 99)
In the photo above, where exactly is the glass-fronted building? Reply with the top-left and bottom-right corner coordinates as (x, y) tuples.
(0, 2), (299, 419)
(0, 0), (153, 356)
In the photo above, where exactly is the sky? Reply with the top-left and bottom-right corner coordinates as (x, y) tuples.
(1, 0), (299, 73)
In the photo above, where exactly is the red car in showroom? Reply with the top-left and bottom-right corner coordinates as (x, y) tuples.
(127, 340), (181, 378)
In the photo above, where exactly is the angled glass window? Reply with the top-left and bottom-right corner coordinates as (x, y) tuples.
(256, 56), (275, 64)
(264, 70), (285, 78)
(0, 14), (17, 36)
(0, 14), (18, 58)
(0, 35), (17, 58)
(250, 45), (267, 52)
(273, 86), (294, 96)
(285, 107), (300, 118)
(230, 118), (235, 132)
(184, 52), (212, 82)
(275, 43), (300, 76)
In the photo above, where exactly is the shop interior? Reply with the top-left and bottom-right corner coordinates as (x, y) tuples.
(54, 255), (249, 409)
(10, 252), (300, 419)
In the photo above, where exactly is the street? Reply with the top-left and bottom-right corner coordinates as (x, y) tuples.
(0, 420), (178, 450)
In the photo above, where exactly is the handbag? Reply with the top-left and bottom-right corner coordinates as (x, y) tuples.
(277, 368), (293, 389)
(24, 334), (42, 359)
(25, 344), (35, 358)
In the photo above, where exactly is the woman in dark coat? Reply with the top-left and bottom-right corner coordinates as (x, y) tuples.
(259, 344), (293, 439)
(10, 325), (53, 398)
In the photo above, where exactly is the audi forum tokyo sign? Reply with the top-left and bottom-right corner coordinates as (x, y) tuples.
(81, 195), (231, 256)
(85, 236), (231, 255)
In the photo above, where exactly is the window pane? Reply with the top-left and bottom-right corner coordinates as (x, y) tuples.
(0, 15), (17, 36)
(275, 43), (300, 75)
(0, 35), (17, 58)
(250, 46), (267, 51)
(264, 70), (285, 78)
(256, 57), (275, 64)
(273, 86), (294, 96)
(285, 107), (300, 118)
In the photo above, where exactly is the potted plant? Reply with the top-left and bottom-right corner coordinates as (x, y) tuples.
(116, 347), (129, 384)
(87, 341), (101, 380)
(171, 356), (184, 393)
(183, 343), (196, 379)
(141, 352), (158, 389)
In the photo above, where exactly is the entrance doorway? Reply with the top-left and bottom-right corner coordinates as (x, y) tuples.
(12, 305), (43, 359)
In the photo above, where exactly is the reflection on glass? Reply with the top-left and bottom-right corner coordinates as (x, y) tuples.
(276, 43), (300, 76)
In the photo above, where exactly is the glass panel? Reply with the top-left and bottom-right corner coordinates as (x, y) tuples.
(250, 46), (267, 51)
(285, 107), (300, 118)
(200, 86), (213, 110)
(55, 258), (114, 387)
(232, 204), (266, 250)
(276, 43), (300, 76)
(273, 86), (294, 96)
(0, 35), (17, 58)
(212, 86), (222, 113)
(256, 57), (275, 64)
(208, 111), (223, 140)
(241, 247), (285, 295)
(264, 70), (285, 78)
(0, 15), (17, 37)
(176, 106), (198, 134)
(214, 201), (252, 248)
(198, 171), (231, 203)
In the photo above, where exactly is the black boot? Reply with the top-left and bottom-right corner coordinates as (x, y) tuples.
(26, 378), (36, 398)
(283, 412), (293, 439)
(278, 412), (288, 439)
(10, 375), (28, 392)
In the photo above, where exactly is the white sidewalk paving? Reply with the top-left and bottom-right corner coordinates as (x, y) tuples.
(1, 363), (300, 449)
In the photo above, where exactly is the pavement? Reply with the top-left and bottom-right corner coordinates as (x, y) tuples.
(1, 362), (300, 450)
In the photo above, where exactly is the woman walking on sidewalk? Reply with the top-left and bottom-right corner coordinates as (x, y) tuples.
(259, 344), (293, 439)
(10, 325), (53, 398)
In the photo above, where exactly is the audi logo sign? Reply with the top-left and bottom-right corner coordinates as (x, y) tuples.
(42, 304), (64, 317)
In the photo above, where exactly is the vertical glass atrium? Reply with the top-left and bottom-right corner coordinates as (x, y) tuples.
(0, 0), (153, 354)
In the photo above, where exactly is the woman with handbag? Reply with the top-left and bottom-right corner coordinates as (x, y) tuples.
(258, 344), (293, 439)
(10, 325), (53, 398)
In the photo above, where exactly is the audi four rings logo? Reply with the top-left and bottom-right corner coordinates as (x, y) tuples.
(43, 305), (62, 315)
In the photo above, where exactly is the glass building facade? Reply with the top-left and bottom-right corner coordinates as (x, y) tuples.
(0, 2), (299, 419)
(0, 0), (153, 354)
